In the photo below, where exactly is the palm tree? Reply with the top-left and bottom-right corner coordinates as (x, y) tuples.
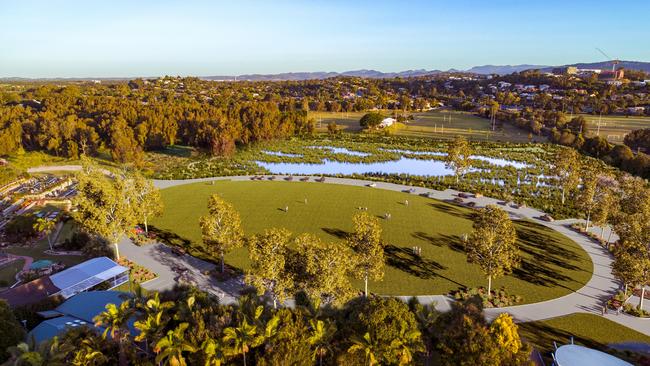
(33, 217), (56, 251)
(222, 319), (264, 366)
(134, 292), (174, 353)
(308, 319), (336, 366)
(201, 338), (226, 366)
(70, 337), (109, 366)
(390, 321), (422, 366)
(94, 300), (136, 366)
(348, 332), (381, 366)
(154, 323), (198, 366)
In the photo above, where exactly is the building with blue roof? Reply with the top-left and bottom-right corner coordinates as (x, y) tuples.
(27, 291), (136, 345)
(0, 257), (129, 307)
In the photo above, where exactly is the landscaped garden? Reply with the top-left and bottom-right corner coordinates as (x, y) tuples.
(150, 180), (593, 303)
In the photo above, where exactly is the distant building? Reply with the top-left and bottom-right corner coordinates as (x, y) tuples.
(598, 70), (625, 81)
(27, 291), (136, 345)
(0, 257), (128, 307)
(552, 66), (578, 75)
(379, 117), (396, 128)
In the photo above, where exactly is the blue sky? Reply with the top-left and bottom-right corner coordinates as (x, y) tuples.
(1, 0), (649, 77)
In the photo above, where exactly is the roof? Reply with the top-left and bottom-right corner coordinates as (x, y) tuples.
(56, 291), (131, 323)
(554, 345), (632, 366)
(49, 257), (128, 298)
(0, 276), (60, 307)
(27, 291), (135, 345)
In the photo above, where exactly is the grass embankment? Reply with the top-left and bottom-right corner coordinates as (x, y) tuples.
(520, 313), (650, 364)
(151, 180), (592, 302)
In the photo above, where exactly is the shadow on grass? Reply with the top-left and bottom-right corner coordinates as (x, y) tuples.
(428, 201), (474, 220)
(411, 231), (465, 252)
(512, 221), (590, 290)
(321, 227), (350, 240)
(385, 245), (445, 279)
(149, 225), (191, 248)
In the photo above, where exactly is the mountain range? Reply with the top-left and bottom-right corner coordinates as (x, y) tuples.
(202, 61), (650, 81)
(2, 61), (649, 82)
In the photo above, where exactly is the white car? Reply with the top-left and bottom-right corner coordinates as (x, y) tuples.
(367, 183), (377, 188)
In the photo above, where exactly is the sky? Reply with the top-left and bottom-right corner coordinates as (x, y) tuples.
(1, 0), (649, 78)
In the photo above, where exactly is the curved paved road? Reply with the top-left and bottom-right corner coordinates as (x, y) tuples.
(25, 166), (650, 335)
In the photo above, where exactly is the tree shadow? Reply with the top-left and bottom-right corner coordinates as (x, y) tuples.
(511, 220), (590, 289)
(321, 227), (350, 240)
(149, 225), (191, 248)
(411, 231), (466, 252)
(385, 245), (446, 279)
(427, 202), (474, 220)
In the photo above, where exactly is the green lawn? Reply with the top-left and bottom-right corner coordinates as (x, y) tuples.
(4, 221), (84, 268)
(582, 113), (650, 144)
(309, 110), (538, 143)
(0, 259), (25, 285)
(151, 181), (592, 302)
(519, 313), (650, 363)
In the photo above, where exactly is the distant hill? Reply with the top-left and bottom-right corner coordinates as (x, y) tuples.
(466, 64), (549, 75)
(202, 69), (443, 81)
(545, 61), (650, 73)
(3, 61), (650, 82)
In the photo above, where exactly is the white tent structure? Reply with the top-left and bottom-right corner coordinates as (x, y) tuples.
(553, 344), (632, 366)
(50, 257), (129, 299)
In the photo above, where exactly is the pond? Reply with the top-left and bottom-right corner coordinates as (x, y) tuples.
(256, 157), (463, 176)
(307, 146), (370, 157)
(263, 151), (302, 158)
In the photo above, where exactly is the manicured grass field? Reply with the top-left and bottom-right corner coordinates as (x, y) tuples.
(309, 110), (537, 142)
(0, 259), (24, 286)
(519, 313), (650, 363)
(582, 113), (650, 144)
(151, 181), (592, 302)
(4, 221), (84, 269)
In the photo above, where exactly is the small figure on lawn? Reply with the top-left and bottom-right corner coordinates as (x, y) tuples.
(405, 199), (409, 206)
(285, 206), (289, 212)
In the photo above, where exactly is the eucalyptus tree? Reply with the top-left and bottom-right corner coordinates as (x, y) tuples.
(246, 228), (294, 308)
(348, 213), (385, 297)
(445, 135), (472, 183)
(200, 194), (244, 273)
(465, 205), (519, 296)
(551, 147), (581, 204)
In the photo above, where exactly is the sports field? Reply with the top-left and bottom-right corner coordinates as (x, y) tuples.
(582, 114), (650, 143)
(310, 110), (536, 142)
(150, 180), (592, 302)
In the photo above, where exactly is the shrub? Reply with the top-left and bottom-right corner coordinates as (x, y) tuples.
(452, 287), (522, 308)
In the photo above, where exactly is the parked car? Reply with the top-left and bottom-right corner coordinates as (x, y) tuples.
(171, 246), (186, 256)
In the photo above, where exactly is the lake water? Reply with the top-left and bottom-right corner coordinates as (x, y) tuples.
(263, 151), (302, 158)
(256, 157), (460, 176)
(258, 146), (531, 176)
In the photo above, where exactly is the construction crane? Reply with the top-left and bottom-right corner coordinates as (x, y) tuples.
(596, 47), (620, 72)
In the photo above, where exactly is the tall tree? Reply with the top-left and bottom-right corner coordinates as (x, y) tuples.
(465, 205), (519, 296)
(200, 194), (244, 273)
(295, 233), (355, 306)
(0, 300), (25, 363)
(445, 135), (472, 183)
(246, 228), (294, 308)
(348, 213), (385, 297)
(33, 217), (56, 251)
(552, 147), (581, 204)
(591, 175), (619, 240)
(73, 163), (137, 259)
(130, 172), (163, 234)
(575, 167), (598, 231)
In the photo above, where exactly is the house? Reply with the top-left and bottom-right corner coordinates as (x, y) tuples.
(27, 291), (136, 345)
(0, 257), (129, 307)
(379, 117), (396, 128)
